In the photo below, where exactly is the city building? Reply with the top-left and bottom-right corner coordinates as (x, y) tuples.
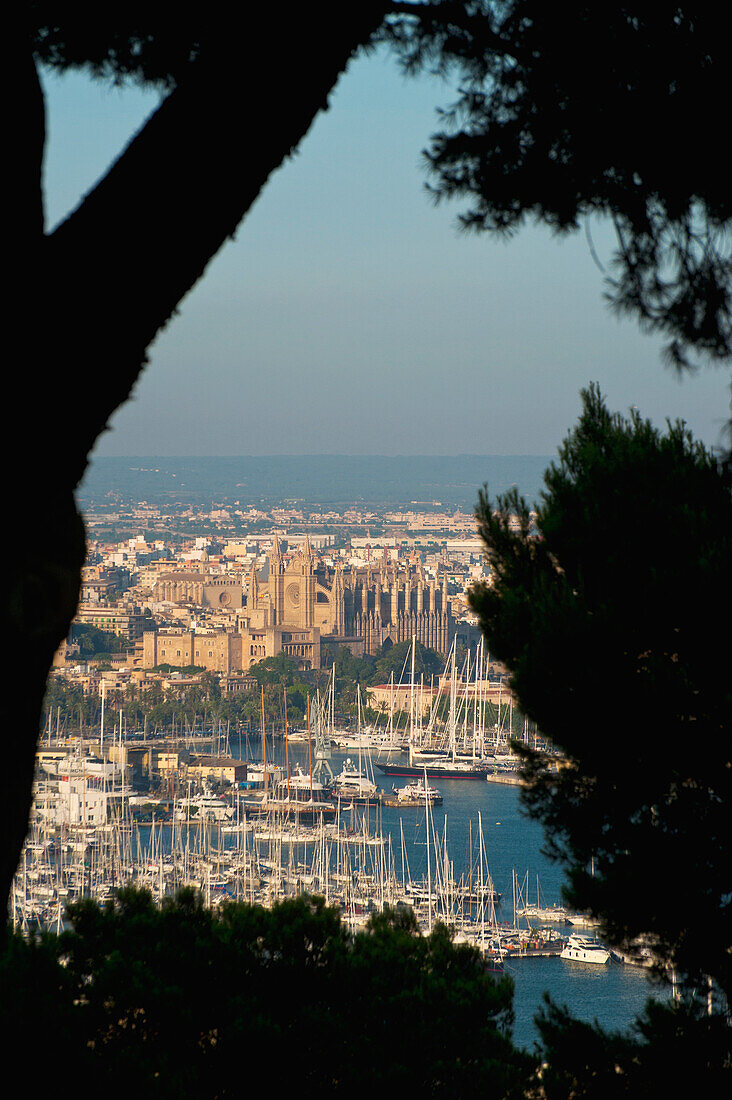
(75, 605), (147, 641)
(247, 535), (458, 658)
(142, 537), (463, 673)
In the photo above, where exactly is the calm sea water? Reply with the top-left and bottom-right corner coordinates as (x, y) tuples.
(78, 454), (552, 510)
(406, 775), (657, 1050)
(231, 741), (660, 1050)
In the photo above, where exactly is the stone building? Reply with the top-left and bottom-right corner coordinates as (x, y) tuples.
(142, 537), (458, 675)
(152, 572), (243, 609)
(143, 629), (243, 674)
(247, 536), (456, 657)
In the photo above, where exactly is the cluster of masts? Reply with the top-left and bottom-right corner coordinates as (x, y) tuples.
(287, 636), (539, 768)
(15, 640), (580, 967)
(11, 737), (527, 965)
(14, 721), (620, 966)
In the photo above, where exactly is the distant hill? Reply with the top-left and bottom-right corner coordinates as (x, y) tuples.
(77, 455), (552, 510)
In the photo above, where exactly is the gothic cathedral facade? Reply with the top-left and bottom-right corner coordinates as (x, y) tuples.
(247, 536), (455, 659)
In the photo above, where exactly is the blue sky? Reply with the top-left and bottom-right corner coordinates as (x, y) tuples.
(41, 47), (729, 458)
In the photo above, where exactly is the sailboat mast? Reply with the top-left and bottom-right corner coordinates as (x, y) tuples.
(478, 811), (485, 949)
(425, 766), (432, 934)
(307, 696), (313, 802)
(409, 635), (416, 758)
(283, 687), (290, 798)
(100, 679), (105, 756)
(450, 639), (457, 762)
(261, 686), (267, 797)
(389, 671), (394, 744)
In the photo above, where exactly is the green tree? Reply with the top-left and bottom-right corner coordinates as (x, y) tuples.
(533, 994), (731, 1098)
(373, 638), (445, 683)
(1, 888), (531, 1097)
(70, 623), (128, 657)
(470, 385), (732, 1006)
(247, 653), (303, 687)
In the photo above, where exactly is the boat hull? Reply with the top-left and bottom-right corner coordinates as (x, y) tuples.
(375, 761), (487, 780)
(560, 936), (611, 964)
(239, 798), (337, 823)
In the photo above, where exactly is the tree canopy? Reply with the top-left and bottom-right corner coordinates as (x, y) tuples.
(1, 888), (529, 1097)
(383, 1), (731, 372)
(469, 385), (732, 1004)
(69, 622), (128, 657)
(533, 993), (731, 1099)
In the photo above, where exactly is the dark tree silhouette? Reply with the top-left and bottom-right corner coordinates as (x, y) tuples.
(0, 889), (531, 1096)
(385, 1), (731, 372)
(470, 385), (732, 1006)
(7, 3), (731, 919)
(9, 3), (389, 920)
(533, 994), (731, 1098)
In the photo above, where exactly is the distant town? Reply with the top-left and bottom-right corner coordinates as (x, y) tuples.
(23, 481), (548, 949)
(52, 491), (530, 716)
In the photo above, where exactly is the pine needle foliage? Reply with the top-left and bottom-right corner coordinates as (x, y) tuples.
(470, 384), (732, 1003)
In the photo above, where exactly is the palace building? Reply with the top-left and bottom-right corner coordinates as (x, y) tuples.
(144, 536), (458, 673)
(152, 573), (243, 609)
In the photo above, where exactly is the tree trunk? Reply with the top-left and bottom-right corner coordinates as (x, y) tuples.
(4, 4), (389, 921)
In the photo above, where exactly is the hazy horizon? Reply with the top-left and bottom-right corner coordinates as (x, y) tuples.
(43, 49), (729, 461)
(78, 454), (553, 509)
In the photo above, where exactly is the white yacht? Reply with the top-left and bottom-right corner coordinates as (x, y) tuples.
(560, 934), (611, 964)
(245, 763), (283, 788)
(175, 794), (234, 823)
(393, 778), (443, 805)
(331, 758), (381, 805)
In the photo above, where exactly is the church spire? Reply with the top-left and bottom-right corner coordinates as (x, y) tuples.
(247, 561), (259, 609)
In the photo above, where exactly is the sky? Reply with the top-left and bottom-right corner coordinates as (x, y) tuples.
(41, 47), (729, 458)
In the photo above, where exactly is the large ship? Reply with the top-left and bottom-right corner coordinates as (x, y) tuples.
(375, 750), (489, 780)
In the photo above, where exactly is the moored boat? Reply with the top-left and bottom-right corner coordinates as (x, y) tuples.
(330, 758), (381, 805)
(560, 934), (611, 964)
(385, 778), (443, 806)
(240, 768), (337, 823)
(375, 755), (488, 780)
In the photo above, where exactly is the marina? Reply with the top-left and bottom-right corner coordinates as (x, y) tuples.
(12, 707), (660, 1046)
(15, 638), (662, 1047)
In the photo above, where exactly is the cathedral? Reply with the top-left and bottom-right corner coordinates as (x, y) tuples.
(145, 537), (459, 673)
(246, 536), (455, 661)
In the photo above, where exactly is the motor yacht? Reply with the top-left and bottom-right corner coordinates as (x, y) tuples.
(560, 934), (611, 964)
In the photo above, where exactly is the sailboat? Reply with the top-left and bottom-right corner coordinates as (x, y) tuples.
(376, 641), (488, 780)
(376, 751), (488, 780)
(331, 688), (382, 805)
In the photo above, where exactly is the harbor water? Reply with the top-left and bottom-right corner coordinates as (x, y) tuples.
(19, 732), (662, 1053)
(236, 741), (662, 1051)
(381, 777), (656, 1050)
